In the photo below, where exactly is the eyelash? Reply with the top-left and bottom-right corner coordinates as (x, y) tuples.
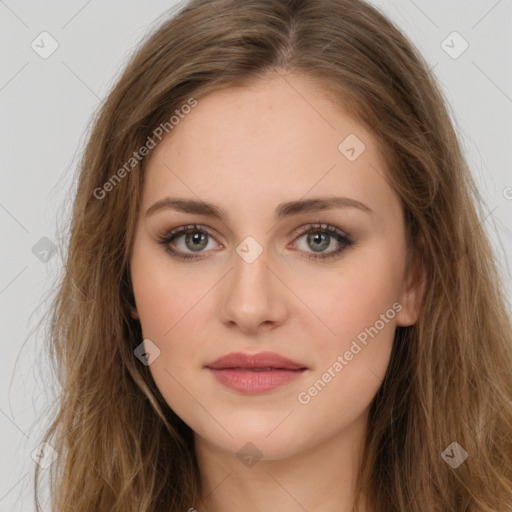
(157, 223), (353, 261)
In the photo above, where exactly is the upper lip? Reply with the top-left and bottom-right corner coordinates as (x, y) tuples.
(205, 351), (307, 370)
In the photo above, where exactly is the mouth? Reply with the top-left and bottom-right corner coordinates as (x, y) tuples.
(205, 351), (308, 394)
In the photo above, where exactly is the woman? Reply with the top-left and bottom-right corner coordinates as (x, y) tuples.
(35, 0), (512, 510)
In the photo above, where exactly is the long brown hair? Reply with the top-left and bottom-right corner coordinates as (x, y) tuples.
(34, 0), (512, 510)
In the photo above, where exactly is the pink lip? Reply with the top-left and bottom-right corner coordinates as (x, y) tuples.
(206, 351), (306, 370)
(205, 351), (308, 394)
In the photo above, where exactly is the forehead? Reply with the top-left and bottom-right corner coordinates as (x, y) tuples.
(142, 73), (397, 223)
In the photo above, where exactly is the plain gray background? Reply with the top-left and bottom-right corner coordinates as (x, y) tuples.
(1, 1), (511, 510)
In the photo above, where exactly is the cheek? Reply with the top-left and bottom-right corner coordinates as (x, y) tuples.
(295, 243), (404, 412)
(130, 241), (204, 339)
(130, 243), (217, 388)
(311, 247), (404, 347)
(294, 263), (400, 436)
(130, 249), (210, 425)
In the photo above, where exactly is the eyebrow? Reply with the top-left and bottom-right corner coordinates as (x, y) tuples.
(145, 196), (373, 221)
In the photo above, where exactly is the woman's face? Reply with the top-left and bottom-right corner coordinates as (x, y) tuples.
(129, 72), (424, 461)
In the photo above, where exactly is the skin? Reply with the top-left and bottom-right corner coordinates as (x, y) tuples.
(129, 71), (425, 512)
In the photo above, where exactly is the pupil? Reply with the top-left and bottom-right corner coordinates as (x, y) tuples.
(186, 232), (207, 251)
(308, 232), (329, 252)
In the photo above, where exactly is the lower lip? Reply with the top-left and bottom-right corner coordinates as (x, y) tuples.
(206, 368), (306, 394)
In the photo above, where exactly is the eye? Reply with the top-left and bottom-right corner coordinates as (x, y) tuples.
(157, 224), (222, 260)
(291, 223), (353, 261)
(157, 222), (353, 261)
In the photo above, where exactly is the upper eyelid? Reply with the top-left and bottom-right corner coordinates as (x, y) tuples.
(294, 222), (348, 237)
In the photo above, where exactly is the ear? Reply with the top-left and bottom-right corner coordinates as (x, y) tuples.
(396, 235), (426, 327)
(130, 306), (139, 320)
(126, 265), (139, 320)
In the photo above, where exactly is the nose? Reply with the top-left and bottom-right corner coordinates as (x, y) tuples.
(219, 245), (289, 334)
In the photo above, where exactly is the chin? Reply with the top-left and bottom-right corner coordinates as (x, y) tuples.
(197, 419), (311, 462)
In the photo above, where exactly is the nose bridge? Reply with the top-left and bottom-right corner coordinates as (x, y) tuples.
(220, 238), (287, 330)
(230, 241), (273, 306)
